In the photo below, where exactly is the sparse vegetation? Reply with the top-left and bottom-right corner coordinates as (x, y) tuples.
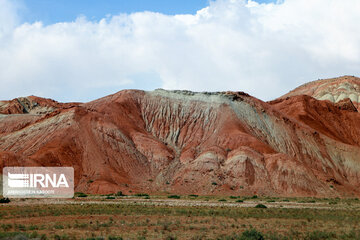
(115, 191), (125, 196)
(108, 236), (123, 240)
(305, 230), (337, 240)
(0, 197), (10, 203)
(255, 204), (267, 209)
(75, 192), (88, 198)
(1, 196), (360, 239)
(240, 229), (264, 240)
(134, 193), (149, 197)
(54, 223), (64, 229)
(168, 195), (181, 199)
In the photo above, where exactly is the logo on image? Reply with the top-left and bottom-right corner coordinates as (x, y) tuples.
(2, 167), (74, 198)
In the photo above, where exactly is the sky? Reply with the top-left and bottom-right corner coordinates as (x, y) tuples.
(1, 0), (360, 102)
(19, 0), (276, 25)
(19, 0), (211, 24)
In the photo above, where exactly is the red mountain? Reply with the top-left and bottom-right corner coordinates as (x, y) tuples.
(1, 76), (360, 197)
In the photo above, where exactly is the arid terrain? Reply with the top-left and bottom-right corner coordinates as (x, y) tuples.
(1, 195), (360, 239)
(1, 76), (360, 197)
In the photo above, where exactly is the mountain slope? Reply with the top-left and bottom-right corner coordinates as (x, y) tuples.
(280, 75), (360, 111)
(1, 78), (360, 197)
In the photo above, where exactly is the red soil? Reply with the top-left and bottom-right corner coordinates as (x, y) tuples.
(1, 77), (360, 197)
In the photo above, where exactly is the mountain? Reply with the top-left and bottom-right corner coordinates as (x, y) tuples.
(1, 76), (360, 197)
(280, 75), (360, 111)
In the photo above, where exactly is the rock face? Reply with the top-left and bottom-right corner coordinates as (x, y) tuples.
(1, 76), (360, 197)
(281, 75), (360, 111)
(0, 96), (79, 115)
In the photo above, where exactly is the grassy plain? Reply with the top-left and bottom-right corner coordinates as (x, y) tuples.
(1, 195), (360, 239)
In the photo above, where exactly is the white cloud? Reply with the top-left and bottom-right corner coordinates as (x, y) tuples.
(1, 0), (360, 102)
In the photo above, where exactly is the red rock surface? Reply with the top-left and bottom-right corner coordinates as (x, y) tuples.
(281, 75), (360, 111)
(0, 96), (79, 114)
(1, 77), (360, 197)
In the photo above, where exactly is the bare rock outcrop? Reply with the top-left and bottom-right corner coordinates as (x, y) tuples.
(1, 77), (360, 197)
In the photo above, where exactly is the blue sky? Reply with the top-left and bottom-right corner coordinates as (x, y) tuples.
(19, 0), (274, 24)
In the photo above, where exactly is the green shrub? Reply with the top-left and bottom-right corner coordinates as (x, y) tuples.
(115, 191), (125, 196)
(54, 223), (64, 229)
(30, 231), (39, 238)
(0, 197), (10, 203)
(134, 193), (149, 197)
(251, 195), (258, 199)
(236, 199), (244, 203)
(77, 193), (88, 198)
(212, 182), (218, 185)
(168, 195), (181, 199)
(254, 204), (267, 209)
(28, 224), (39, 230)
(1, 223), (12, 231)
(106, 196), (115, 199)
(218, 199), (227, 202)
(40, 234), (48, 240)
(15, 224), (26, 231)
(108, 237), (123, 240)
(240, 229), (265, 240)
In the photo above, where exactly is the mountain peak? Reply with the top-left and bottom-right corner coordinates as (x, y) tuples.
(281, 76), (360, 110)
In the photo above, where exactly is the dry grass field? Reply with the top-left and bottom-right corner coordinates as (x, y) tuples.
(1, 194), (360, 239)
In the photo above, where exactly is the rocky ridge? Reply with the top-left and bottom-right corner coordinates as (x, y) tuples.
(1, 76), (360, 197)
(281, 75), (360, 111)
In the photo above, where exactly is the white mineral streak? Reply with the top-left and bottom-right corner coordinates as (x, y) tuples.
(0, 111), (74, 155)
(144, 89), (360, 183)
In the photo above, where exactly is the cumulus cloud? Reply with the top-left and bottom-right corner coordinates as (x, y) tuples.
(1, 0), (360, 102)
